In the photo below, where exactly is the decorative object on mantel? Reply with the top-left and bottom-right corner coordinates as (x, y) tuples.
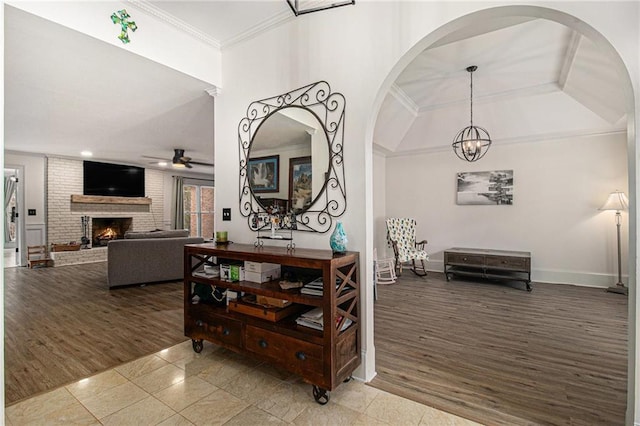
(110, 9), (137, 44)
(286, 0), (355, 16)
(600, 190), (629, 295)
(330, 221), (348, 254)
(456, 170), (513, 205)
(452, 66), (492, 162)
(239, 81), (347, 233)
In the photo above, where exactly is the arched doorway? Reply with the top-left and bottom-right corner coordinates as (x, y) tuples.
(368, 5), (636, 424)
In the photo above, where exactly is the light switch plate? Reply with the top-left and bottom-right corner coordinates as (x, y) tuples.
(222, 208), (231, 221)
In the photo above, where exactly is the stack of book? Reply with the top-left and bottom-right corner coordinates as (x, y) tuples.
(300, 277), (349, 296)
(300, 277), (324, 296)
(295, 307), (353, 331)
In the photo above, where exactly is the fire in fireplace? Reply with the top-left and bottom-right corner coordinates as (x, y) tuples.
(91, 217), (133, 247)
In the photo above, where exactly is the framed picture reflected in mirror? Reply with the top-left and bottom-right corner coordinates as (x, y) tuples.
(249, 155), (279, 193)
(289, 156), (312, 212)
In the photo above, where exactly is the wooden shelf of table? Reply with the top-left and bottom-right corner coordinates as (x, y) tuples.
(184, 243), (361, 404)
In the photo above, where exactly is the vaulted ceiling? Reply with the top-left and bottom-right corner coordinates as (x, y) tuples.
(4, 2), (626, 173)
(375, 17), (626, 155)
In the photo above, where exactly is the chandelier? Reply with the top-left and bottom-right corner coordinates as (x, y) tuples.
(452, 65), (492, 162)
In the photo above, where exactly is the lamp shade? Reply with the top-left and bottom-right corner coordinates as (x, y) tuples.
(600, 191), (629, 211)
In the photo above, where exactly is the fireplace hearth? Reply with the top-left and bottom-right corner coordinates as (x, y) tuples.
(92, 217), (132, 247)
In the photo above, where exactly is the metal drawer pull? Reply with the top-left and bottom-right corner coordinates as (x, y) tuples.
(222, 328), (230, 336)
(296, 351), (306, 361)
(196, 320), (204, 327)
(259, 339), (268, 348)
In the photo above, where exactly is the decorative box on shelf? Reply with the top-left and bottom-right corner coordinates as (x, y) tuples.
(228, 296), (303, 322)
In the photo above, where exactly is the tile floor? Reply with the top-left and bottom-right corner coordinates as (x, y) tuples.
(5, 340), (481, 425)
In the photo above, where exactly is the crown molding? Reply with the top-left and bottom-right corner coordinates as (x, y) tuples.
(558, 30), (582, 90)
(389, 84), (419, 117)
(205, 87), (219, 97)
(221, 10), (293, 50)
(124, 0), (221, 49)
(126, 0), (294, 51)
(373, 143), (395, 156)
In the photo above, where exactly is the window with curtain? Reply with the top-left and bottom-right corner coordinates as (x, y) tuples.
(183, 184), (214, 238)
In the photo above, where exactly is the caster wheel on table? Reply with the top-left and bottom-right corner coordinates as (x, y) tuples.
(343, 376), (352, 383)
(526, 283), (532, 292)
(192, 339), (203, 353)
(312, 385), (330, 405)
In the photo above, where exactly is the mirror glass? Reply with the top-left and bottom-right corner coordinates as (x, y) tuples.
(248, 107), (329, 214)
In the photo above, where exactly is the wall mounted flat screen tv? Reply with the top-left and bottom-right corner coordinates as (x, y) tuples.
(83, 161), (145, 197)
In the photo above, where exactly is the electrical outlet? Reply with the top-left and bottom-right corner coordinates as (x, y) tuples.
(28, 209), (36, 216)
(222, 208), (231, 221)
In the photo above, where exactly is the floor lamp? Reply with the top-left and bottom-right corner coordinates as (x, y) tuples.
(600, 190), (629, 295)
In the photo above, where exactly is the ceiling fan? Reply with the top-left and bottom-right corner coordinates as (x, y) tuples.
(144, 149), (214, 169)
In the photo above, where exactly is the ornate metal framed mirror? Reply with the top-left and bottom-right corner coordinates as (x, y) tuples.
(239, 81), (346, 233)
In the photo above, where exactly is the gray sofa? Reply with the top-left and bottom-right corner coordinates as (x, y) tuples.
(107, 229), (204, 288)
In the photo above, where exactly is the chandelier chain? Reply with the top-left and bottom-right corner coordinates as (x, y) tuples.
(469, 69), (474, 127)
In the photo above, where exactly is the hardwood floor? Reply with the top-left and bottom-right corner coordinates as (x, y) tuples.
(4, 262), (186, 405)
(370, 273), (628, 425)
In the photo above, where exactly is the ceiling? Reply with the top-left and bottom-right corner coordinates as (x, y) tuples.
(4, 2), (626, 174)
(376, 17), (626, 155)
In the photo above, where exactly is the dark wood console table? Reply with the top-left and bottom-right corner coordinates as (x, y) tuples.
(444, 247), (532, 291)
(183, 243), (360, 404)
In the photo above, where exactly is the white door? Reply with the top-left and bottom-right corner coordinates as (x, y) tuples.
(4, 169), (20, 267)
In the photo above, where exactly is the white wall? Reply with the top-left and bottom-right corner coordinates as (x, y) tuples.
(383, 132), (628, 287)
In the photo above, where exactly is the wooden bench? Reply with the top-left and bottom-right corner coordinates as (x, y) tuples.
(27, 245), (52, 268)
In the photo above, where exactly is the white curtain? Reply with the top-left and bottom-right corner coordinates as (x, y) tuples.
(4, 177), (16, 243)
(172, 176), (184, 230)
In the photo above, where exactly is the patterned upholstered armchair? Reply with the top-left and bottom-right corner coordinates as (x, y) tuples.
(385, 218), (428, 277)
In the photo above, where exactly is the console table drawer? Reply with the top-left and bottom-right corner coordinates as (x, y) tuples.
(245, 325), (323, 376)
(485, 255), (529, 271)
(185, 316), (243, 349)
(445, 253), (485, 266)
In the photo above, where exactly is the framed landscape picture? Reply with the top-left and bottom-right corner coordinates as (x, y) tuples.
(248, 155), (279, 193)
(289, 156), (312, 211)
(457, 170), (513, 205)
